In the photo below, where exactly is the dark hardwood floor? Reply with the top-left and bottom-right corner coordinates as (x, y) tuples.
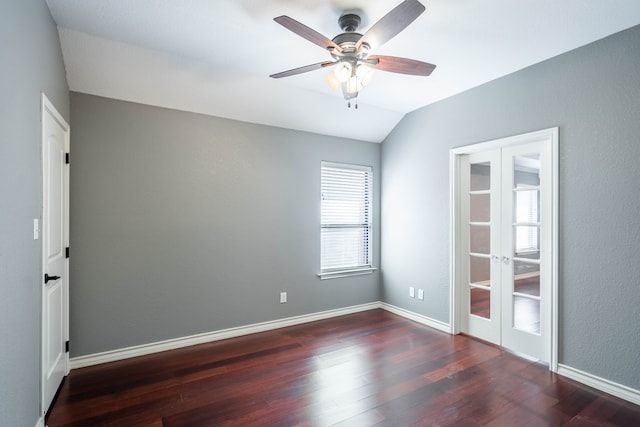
(47, 309), (640, 426)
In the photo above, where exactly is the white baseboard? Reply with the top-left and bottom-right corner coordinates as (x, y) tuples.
(69, 302), (640, 409)
(70, 302), (381, 369)
(380, 303), (452, 334)
(557, 364), (640, 406)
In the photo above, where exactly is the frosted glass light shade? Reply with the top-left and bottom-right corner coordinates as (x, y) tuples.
(334, 62), (353, 82)
(356, 65), (375, 87)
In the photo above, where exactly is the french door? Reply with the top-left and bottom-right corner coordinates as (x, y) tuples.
(455, 129), (557, 363)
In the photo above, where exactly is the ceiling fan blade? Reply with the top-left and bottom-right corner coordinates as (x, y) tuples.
(368, 55), (436, 76)
(356, 0), (425, 51)
(270, 61), (337, 79)
(274, 16), (342, 53)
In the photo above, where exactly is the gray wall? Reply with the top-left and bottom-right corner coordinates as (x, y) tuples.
(381, 25), (640, 390)
(0, 1), (69, 426)
(69, 93), (381, 357)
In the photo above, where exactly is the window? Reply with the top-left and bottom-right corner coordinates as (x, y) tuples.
(320, 162), (374, 279)
(515, 189), (539, 254)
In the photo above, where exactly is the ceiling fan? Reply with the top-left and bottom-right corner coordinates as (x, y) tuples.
(270, 0), (436, 107)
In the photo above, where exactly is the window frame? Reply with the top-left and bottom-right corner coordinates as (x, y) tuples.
(318, 161), (376, 280)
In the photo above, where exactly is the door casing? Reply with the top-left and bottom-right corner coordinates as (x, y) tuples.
(449, 127), (559, 371)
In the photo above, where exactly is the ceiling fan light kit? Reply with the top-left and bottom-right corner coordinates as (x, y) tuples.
(334, 61), (353, 83)
(270, 0), (436, 108)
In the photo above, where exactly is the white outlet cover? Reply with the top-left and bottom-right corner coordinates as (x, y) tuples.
(280, 292), (287, 303)
(418, 289), (425, 300)
(409, 287), (415, 298)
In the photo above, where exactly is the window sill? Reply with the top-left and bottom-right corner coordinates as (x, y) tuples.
(318, 267), (377, 280)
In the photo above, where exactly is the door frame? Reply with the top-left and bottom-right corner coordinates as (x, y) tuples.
(41, 93), (70, 414)
(449, 127), (559, 371)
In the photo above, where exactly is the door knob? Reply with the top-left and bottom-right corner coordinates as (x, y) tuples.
(44, 274), (60, 284)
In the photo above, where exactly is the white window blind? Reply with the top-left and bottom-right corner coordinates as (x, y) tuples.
(321, 162), (372, 274)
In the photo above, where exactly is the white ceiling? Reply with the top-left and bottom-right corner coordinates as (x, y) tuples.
(46, 0), (640, 142)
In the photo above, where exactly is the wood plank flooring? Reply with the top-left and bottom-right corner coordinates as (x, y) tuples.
(46, 309), (640, 426)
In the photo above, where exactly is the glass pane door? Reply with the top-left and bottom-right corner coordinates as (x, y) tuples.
(512, 153), (541, 334)
(456, 128), (556, 364)
(461, 150), (501, 345)
(501, 142), (551, 361)
(469, 162), (491, 319)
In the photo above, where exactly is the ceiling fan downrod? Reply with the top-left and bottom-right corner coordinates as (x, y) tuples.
(338, 13), (361, 32)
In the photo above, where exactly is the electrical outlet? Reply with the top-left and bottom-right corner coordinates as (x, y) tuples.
(418, 289), (424, 300)
(280, 292), (287, 303)
(409, 287), (415, 298)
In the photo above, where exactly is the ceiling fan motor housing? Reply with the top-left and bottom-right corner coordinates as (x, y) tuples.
(331, 32), (363, 50)
(333, 13), (371, 58)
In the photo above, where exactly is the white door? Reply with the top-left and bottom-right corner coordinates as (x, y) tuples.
(456, 129), (556, 363)
(42, 94), (69, 413)
(459, 150), (502, 345)
(500, 142), (551, 361)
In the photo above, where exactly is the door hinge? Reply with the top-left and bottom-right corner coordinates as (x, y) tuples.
(65, 153), (70, 164)
(65, 340), (70, 353)
(65, 247), (70, 259)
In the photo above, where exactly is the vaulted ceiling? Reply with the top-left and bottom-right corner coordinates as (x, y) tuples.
(46, 0), (640, 142)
